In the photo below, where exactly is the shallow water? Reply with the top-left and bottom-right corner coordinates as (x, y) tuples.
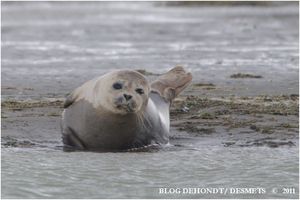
(1, 2), (299, 199)
(2, 144), (299, 199)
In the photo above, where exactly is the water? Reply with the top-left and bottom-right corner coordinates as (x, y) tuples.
(2, 145), (299, 199)
(1, 2), (299, 199)
(1, 2), (298, 99)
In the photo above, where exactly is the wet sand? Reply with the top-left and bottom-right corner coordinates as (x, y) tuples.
(1, 81), (299, 149)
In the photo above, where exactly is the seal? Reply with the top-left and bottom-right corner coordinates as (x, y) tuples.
(61, 66), (192, 151)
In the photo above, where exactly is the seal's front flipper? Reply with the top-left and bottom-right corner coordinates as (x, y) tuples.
(62, 127), (86, 150)
(151, 66), (192, 102)
(63, 93), (75, 108)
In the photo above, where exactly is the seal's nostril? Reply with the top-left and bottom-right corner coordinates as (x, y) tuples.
(123, 94), (132, 101)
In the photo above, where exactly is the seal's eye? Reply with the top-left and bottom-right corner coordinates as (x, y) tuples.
(113, 83), (122, 90)
(135, 88), (144, 95)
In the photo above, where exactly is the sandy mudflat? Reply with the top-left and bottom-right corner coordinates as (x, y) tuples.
(1, 82), (298, 149)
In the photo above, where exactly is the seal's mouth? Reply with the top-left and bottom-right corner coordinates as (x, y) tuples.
(114, 96), (137, 113)
(116, 104), (135, 113)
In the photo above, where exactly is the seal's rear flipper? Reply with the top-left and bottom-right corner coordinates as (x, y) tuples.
(151, 66), (192, 102)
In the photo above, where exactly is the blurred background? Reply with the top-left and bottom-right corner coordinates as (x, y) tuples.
(2, 1), (298, 100)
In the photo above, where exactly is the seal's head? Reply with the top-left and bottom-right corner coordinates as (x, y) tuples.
(94, 70), (150, 115)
